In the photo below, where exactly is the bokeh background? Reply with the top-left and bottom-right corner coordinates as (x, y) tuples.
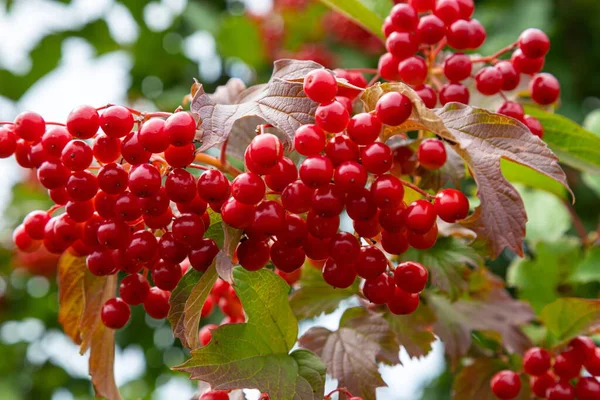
(0, 0), (599, 399)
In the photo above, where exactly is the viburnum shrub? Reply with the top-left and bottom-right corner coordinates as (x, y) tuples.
(4, 0), (599, 399)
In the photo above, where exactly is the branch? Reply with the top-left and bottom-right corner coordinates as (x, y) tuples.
(471, 42), (518, 64)
(563, 199), (589, 246)
(399, 179), (435, 200)
(194, 153), (242, 177)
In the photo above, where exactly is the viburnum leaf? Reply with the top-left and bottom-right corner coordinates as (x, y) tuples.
(383, 305), (437, 359)
(175, 268), (326, 400)
(569, 246), (600, 284)
(289, 263), (359, 320)
(168, 264), (218, 349)
(57, 252), (86, 344)
(362, 83), (572, 258)
(399, 237), (482, 299)
(452, 358), (531, 400)
(539, 298), (600, 342)
(215, 223), (243, 283)
(426, 273), (534, 365)
(419, 144), (465, 192)
(298, 307), (400, 400)
(79, 268), (114, 354)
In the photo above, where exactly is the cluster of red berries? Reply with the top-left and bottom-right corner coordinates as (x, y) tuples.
(378, 0), (560, 138)
(491, 336), (600, 400)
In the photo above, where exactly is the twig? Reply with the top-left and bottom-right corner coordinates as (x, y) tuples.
(47, 204), (63, 215)
(399, 179), (434, 200)
(471, 42), (518, 64)
(144, 111), (173, 119)
(187, 163), (210, 171)
(563, 199), (589, 246)
(95, 104), (142, 116)
(345, 68), (379, 75)
(194, 153), (242, 177)
(324, 388), (355, 399)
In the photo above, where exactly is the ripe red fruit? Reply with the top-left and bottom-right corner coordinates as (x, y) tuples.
(475, 66), (504, 96)
(531, 73), (560, 105)
(66, 105), (99, 139)
(490, 370), (522, 400)
(546, 381), (575, 400)
(439, 83), (470, 105)
(443, 53), (472, 83)
(381, 230), (410, 255)
(497, 101), (525, 122)
(334, 161), (368, 193)
(414, 85), (438, 109)
(385, 31), (418, 60)
(456, 0), (474, 19)
(93, 134), (121, 163)
(325, 134), (359, 166)
(13, 225), (39, 253)
(523, 347), (552, 376)
(315, 100), (350, 133)
(363, 273), (395, 304)
(584, 347), (600, 376)
(101, 298), (130, 329)
(237, 239), (270, 271)
(530, 372), (556, 398)
(375, 92), (412, 127)
(447, 19), (473, 50)
(159, 232), (188, 264)
(307, 211), (340, 239)
(14, 111), (45, 142)
(511, 49), (545, 75)
(334, 69), (367, 99)
(270, 241), (305, 273)
(199, 325), (218, 347)
(418, 139), (447, 170)
(389, 3), (418, 31)
(553, 353), (582, 380)
(65, 200), (93, 224)
(405, 199), (437, 234)
(265, 157), (298, 192)
(394, 262), (428, 293)
(564, 336), (596, 364)
(417, 14), (445, 45)
(519, 28), (550, 59)
(434, 0), (461, 26)
(138, 118), (168, 153)
(97, 219), (131, 249)
(387, 286), (419, 315)
(469, 19), (487, 49)
(371, 174), (403, 210)
(231, 172), (266, 205)
(172, 213), (206, 248)
(409, 0), (435, 12)
(322, 258), (357, 288)
(303, 69), (338, 103)
(378, 204), (407, 233)
(345, 188), (377, 220)
(576, 377), (600, 400)
(378, 53), (401, 81)
(434, 188), (469, 222)
(0, 126), (17, 158)
(113, 192), (141, 221)
(282, 180), (314, 213)
(100, 106), (134, 138)
(355, 246), (387, 279)
(362, 142), (393, 175)
(347, 113), (382, 145)
(124, 230), (157, 264)
(128, 164), (161, 198)
(98, 163), (128, 194)
(66, 171), (98, 202)
(524, 116), (544, 138)
(496, 61), (520, 91)
(245, 147), (276, 175)
(165, 112), (196, 146)
(312, 183), (345, 217)
(151, 260), (183, 291)
(328, 232), (360, 265)
(41, 127), (71, 157)
(120, 273), (151, 305)
(200, 390), (229, 400)
(37, 160), (70, 189)
(353, 213), (382, 239)
(23, 211), (51, 241)
(197, 169), (231, 203)
(275, 214), (308, 248)
(165, 143), (195, 168)
(248, 133), (284, 169)
(252, 200), (286, 235)
(299, 155), (334, 188)
(294, 124), (326, 156)
(398, 56), (427, 86)
(165, 168), (196, 203)
(143, 287), (171, 319)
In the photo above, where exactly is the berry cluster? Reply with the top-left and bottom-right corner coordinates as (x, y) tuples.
(491, 336), (600, 400)
(378, 0), (560, 138)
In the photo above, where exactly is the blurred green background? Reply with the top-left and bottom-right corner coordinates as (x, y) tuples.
(0, 0), (599, 399)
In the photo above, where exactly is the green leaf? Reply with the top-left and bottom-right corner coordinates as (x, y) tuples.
(583, 109), (600, 136)
(582, 173), (600, 198)
(216, 15), (268, 69)
(203, 210), (224, 247)
(515, 185), (571, 242)
(168, 265), (218, 349)
(282, 3), (329, 51)
(524, 107), (600, 173)
(289, 263), (358, 320)
(317, 0), (391, 39)
(299, 307), (400, 400)
(419, 368), (453, 400)
(570, 246), (600, 284)
(507, 239), (582, 313)
(400, 237), (482, 299)
(175, 268), (325, 399)
(501, 159), (568, 199)
(540, 298), (600, 342)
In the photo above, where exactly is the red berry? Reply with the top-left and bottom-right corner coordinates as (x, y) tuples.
(14, 111), (45, 142)
(253, 200), (286, 235)
(100, 106), (134, 138)
(417, 14), (446, 45)
(312, 183), (345, 217)
(414, 85), (438, 108)
(265, 157), (298, 192)
(363, 273), (395, 304)
(439, 83), (470, 105)
(124, 230), (158, 264)
(328, 232), (360, 265)
(531, 73), (560, 105)
(355, 245), (387, 279)
(172, 213), (206, 248)
(362, 142), (393, 175)
(101, 298), (130, 329)
(353, 214), (382, 239)
(511, 49), (545, 75)
(392, 146), (417, 176)
(270, 241), (305, 273)
(113, 192), (141, 221)
(13, 224), (39, 253)
(97, 163), (127, 194)
(304, 235), (331, 261)
(576, 377), (600, 400)
(299, 155), (334, 188)
(389, 3), (418, 31)
(120, 273), (151, 305)
(307, 211), (340, 239)
(490, 370), (521, 400)
(398, 56), (427, 86)
(37, 160), (70, 189)
(23, 210), (51, 241)
(496, 61), (520, 91)
(61, 140), (93, 171)
(15, 139), (33, 168)
(121, 132), (151, 165)
(237, 239), (270, 271)
(447, 19), (472, 50)
(335, 70), (367, 100)
(405, 199), (437, 234)
(371, 174), (403, 210)
(347, 113), (382, 145)
(221, 197), (256, 230)
(276, 213), (308, 248)
(165, 112), (196, 146)
(519, 28), (550, 59)
(93, 134), (122, 163)
(565, 336), (596, 364)
(553, 353), (582, 380)
(434, 0), (461, 25)
(294, 124), (326, 156)
(143, 287), (171, 319)
(303, 69), (338, 103)
(198, 170), (231, 203)
(138, 186), (170, 217)
(418, 138), (447, 170)
(456, 0), (474, 19)
(158, 232), (188, 264)
(165, 168), (197, 203)
(468, 19), (486, 49)
(522, 347), (552, 376)
(0, 126), (17, 158)
(524, 116), (544, 138)
(381, 230), (410, 255)
(530, 372), (556, 398)
(41, 127), (71, 157)
(165, 144), (196, 169)
(244, 147), (276, 176)
(378, 53), (401, 81)
(375, 92), (412, 126)
(434, 188), (469, 222)
(199, 325), (217, 347)
(322, 258), (357, 288)
(315, 100), (350, 133)
(97, 218), (131, 249)
(128, 164), (161, 198)
(248, 133), (284, 169)
(409, 0), (435, 12)
(443, 53), (472, 82)
(394, 261), (428, 293)
(497, 101), (525, 122)
(334, 161), (367, 194)
(325, 134), (359, 166)
(345, 188), (377, 221)
(151, 260), (183, 291)
(282, 180), (314, 213)
(387, 286), (419, 315)
(475, 66), (504, 96)
(546, 381), (575, 400)
(232, 172), (266, 205)
(66, 105), (99, 139)
(584, 347), (600, 376)
(386, 31), (418, 60)
(378, 204), (407, 233)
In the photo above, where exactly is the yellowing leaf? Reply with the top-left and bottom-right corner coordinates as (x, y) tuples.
(57, 252), (86, 344)
(540, 298), (600, 342)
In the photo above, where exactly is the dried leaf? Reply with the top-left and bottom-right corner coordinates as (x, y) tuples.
(299, 308), (400, 400)
(215, 222), (243, 283)
(361, 83), (571, 258)
(209, 78), (247, 104)
(57, 253), (86, 344)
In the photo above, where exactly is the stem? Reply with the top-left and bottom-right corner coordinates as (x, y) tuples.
(471, 42), (518, 64)
(563, 199), (589, 246)
(187, 163), (209, 171)
(368, 73), (381, 87)
(194, 153), (242, 177)
(145, 111), (172, 119)
(431, 37), (447, 62)
(96, 104), (142, 116)
(324, 388), (354, 400)
(47, 204), (63, 215)
(399, 179), (434, 200)
(0, 121), (14, 125)
(46, 122), (66, 126)
(345, 68), (379, 74)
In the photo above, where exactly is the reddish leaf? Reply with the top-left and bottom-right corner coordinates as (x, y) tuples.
(57, 253), (86, 344)
(383, 304), (437, 359)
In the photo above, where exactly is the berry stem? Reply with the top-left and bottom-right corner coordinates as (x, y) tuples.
(0, 121), (14, 125)
(96, 104), (143, 116)
(194, 153), (242, 177)
(47, 204), (63, 215)
(430, 37), (448, 63)
(344, 68), (379, 75)
(398, 179), (435, 200)
(46, 121), (67, 126)
(187, 163), (210, 171)
(563, 199), (589, 246)
(471, 42), (518, 64)
(144, 112), (173, 119)
(324, 388), (354, 399)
